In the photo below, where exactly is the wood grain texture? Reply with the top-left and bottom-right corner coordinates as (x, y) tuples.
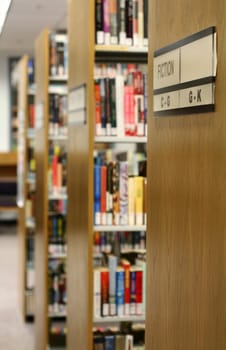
(146, 1), (225, 350)
(16, 55), (29, 321)
(67, 0), (94, 349)
(34, 29), (49, 350)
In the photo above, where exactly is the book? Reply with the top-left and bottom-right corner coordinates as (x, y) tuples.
(93, 334), (105, 350)
(116, 266), (125, 316)
(96, 0), (104, 44)
(108, 254), (118, 316)
(94, 268), (101, 318)
(101, 268), (109, 316)
(105, 334), (115, 350)
(121, 259), (131, 315)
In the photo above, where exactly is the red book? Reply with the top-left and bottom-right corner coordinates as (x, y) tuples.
(94, 80), (101, 136)
(52, 154), (58, 193)
(29, 104), (35, 128)
(135, 267), (143, 315)
(121, 259), (130, 316)
(101, 268), (109, 317)
(100, 165), (107, 225)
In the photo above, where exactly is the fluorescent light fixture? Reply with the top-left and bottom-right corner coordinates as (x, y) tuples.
(0, 0), (12, 34)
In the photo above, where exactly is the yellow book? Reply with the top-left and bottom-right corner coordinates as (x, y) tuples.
(135, 176), (144, 225)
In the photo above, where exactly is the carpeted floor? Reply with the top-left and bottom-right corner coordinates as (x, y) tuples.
(0, 222), (34, 350)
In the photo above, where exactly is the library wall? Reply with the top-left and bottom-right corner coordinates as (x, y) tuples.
(146, 1), (225, 350)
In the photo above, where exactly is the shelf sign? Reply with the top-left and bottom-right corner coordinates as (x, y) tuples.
(68, 84), (86, 125)
(153, 27), (217, 116)
(35, 102), (44, 129)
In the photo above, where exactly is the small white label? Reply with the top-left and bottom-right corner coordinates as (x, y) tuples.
(68, 85), (86, 113)
(180, 83), (214, 108)
(35, 102), (44, 129)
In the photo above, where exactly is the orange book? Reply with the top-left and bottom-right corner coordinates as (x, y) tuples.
(121, 259), (131, 316)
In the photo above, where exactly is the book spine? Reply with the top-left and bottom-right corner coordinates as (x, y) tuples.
(116, 267), (124, 316)
(121, 260), (131, 315)
(135, 268), (143, 315)
(125, 334), (134, 350)
(143, 0), (148, 46)
(106, 162), (113, 225)
(119, 0), (126, 44)
(103, 0), (110, 45)
(104, 78), (111, 136)
(130, 268), (136, 315)
(132, 0), (139, 46)
(109, 78), (117, 135)
(119, 161), (128, 225)
(93, 269), (101, 318)
(101, 269), (109, 316)
(95, 79), (102, 136)
(100, 165), (107, 225)
(112, 161), (120, 225)
(105, 335), (115, 350)
(96, 0), (104, 44)
(94, 165), (101, 225)
(128, 176), (135, 225)
(100, 78), (107, 135)
(109, 0), (118, 44)
(108, 255), (118, 315)
(135, 176), (144, 225)
(125, 0), (133, 46)
(115, 74), (125, 137)
(138, 0), (144, 46)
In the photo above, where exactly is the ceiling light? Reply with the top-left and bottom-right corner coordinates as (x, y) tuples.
(0, 0), (12, 34)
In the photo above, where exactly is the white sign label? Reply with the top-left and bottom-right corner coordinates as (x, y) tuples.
(154, 83), (214, 112)
(68, 84), (86, 124)
(153, 27), (217, 115)
(35, 102), (44, 129)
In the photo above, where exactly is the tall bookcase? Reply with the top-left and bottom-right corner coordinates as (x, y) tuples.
(17, 55), (36, 322)
(34, 29), (68, 350)
(67, 1), (148, 349)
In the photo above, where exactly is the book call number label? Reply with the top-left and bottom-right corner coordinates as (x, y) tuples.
(153, 27), (217, 116)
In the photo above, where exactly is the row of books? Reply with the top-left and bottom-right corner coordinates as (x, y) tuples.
(48, 214), (66, 241)
(93, 256), (146, 318)
(94, 162), (147, 226)
(95, 0), (148, 47)
(93, 231), (146, 254)
(49, 32), (68, 77)
(49, 199), (67, 215)
(48, 144), (67, 196)
(49, 243), (67, 256)
(49, 94), (68, 136)
(94, 65), (147, 137)
(48, 259), (67, 314)
(94, 333), (144, 350)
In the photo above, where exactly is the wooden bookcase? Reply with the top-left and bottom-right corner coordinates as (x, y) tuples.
(67, 1), (148, 349)
(34, 29), (68, 349)
(16, 55), (35, 322)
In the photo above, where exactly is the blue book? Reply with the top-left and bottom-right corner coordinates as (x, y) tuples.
(104, 335), (115, 350)
(94, 164), (101, 225)
(116, 267), (125, 316)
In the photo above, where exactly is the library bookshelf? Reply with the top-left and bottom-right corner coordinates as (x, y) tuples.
(67, 0), (148, 349)
(34, 29), (68, 349)
(16, 55), (35, 322)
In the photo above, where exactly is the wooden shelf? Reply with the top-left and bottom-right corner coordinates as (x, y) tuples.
(34, 29), (68, 350)
(94, 225), (146, 232)
(95, 45), (148, 53)
(94, 136), (147, 144)
(93, 315), (145, 324)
